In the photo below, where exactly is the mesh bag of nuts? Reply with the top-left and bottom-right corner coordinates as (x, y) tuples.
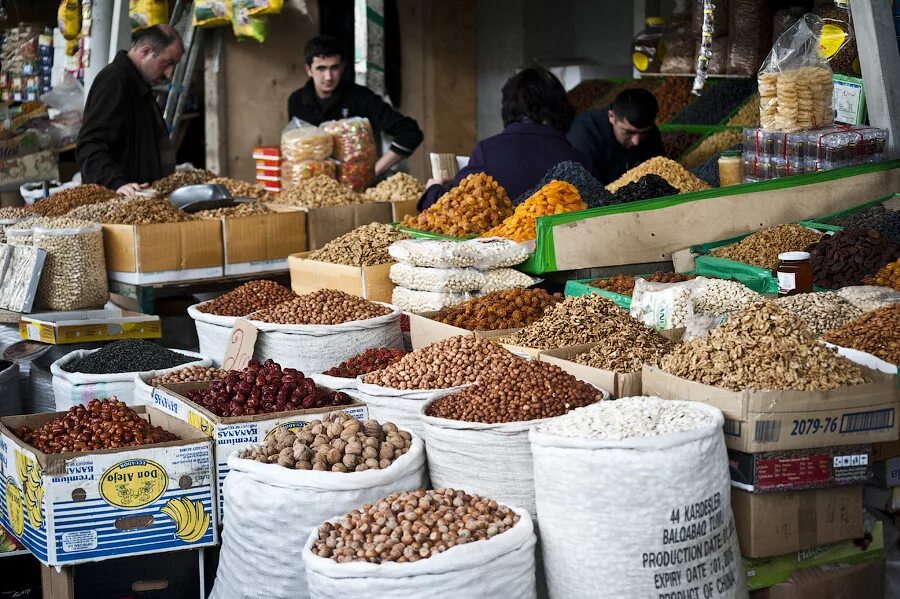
(388, 237), (531, 269)
(210, 414), (427, 599)
(33, 222), (109, 311)
(391, 286), (476, 314)
(388, 263), (485, 293)
(300, 490), (537, 598)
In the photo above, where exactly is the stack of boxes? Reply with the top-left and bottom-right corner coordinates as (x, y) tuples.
(252, 146), (281, 193)
(0, 26), (53, 103)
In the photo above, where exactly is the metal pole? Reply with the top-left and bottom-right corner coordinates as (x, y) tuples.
(83, 0), (115, 103)
(171, 28), (204, 140)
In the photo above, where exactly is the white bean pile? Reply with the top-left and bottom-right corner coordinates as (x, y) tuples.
(480, 269), (538, 293)
(537, 396), (713, 440)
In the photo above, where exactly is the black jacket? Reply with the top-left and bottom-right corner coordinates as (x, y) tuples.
(287, 79), (423, 157)
(567, 106), (665, 185)
(76, 51), (173, 190)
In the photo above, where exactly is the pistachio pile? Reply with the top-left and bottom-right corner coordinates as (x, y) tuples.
(308, 223), (410, 266)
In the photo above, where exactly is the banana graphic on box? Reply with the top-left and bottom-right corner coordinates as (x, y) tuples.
(14, 451), (43, 529)
(160, 497), (210, 543)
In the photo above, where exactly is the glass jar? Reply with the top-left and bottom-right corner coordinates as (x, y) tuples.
(717, 151), (742, 186)
(775, 251), (814, 295)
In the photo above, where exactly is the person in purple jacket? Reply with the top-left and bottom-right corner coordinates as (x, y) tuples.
(418, 67), (593, 210)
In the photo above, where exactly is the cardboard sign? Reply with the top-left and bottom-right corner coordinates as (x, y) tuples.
(221, 318), (258, 371)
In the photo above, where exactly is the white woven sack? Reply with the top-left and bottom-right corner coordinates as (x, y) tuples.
(529, 401), (747, 599)
(346, 382), (467, 439)
(302, 505), (537, 599)
(210, 435), (428, 599)
(187, 302), (236, 367)
(248, 304), (403, 374)
(133, 358), (217, 407)
(51, 348), (209, 410)
(309, 372), (359, 391)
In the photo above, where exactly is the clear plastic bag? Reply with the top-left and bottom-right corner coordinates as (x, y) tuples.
(389, 263), (485, 293)
(321, 117), (377, 164)
(468, 238), (532, 269)
(391, 286), (476, 313)
(281, 118), (333, 163)
(682, 313), (728, 341)
(388, 238), (532, 269)
(280, 159), (336, 188)
(33, 224), (109, 311)
(630, 278), (702, 330)
(480, 269), (540, 294)
(757, 14), (838, 132)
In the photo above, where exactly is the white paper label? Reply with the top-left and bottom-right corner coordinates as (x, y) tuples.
(777, 271), (796, 294)
(62, 529), (98, 552)
(833, 78), (864, 125)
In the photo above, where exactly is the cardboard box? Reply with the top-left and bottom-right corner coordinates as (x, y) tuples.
(744, 519), (883, 591)
(873, 456), (900, 488)
(731, 486), (864, 559)
(729, 446), (871, 493)
(872, 439), (900, 461)
(0, 406), (218, 566)
(270, 201), (394, 250)
(288, 252), (393, 303)
(221, 211), (306, 276)
(750, 555), (883, 598)
(18, 309), (161, 344)
(390, 200), (418, 222)
(149, 382), (368, 520)
(539, 343), (640, 398)
(407, 311), (518, 350)
(641, 366), (899, 452)
(103, 221), (224, 284)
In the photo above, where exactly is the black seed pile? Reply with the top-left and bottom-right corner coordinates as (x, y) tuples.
(63, 339), (197, 374)
(609, 174), (679, 205)
(515, 161), (613, 209)
(662, 132), (702, 160)
(670, 79), (758, 125)
(827, 205), (900, 245)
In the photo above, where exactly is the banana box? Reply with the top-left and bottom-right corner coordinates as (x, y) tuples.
(0, 406), (217, 566)
(149, 381), (368, 521)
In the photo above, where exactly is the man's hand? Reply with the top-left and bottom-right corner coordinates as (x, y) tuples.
(374, 150), (404, 177)
(425, 177), (448, 188)
(116, 182), (149, 196)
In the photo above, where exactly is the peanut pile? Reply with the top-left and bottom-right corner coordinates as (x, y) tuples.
(588, 272), (695, 296)
(249, 289), (391, 325)
(426, 360), (602, 423)
(152, 169), (217, 196)
(240, 412), (412, 472)
(150, 365), (229, 386)
(432, 288), (563, 331)
(574, 327), (675, 373)
(32, 184), (118, 217)
(402, 173), (513, 237)
(275, 174), (360, 208)
(308, 223), (410, 266)
(207, 177), (274, 202)
(712, 224), (823, 270)
(507, 295), (653, 350)
(605, 157), (710, 194)
(197, 280), (295, 317)
(482, 180), (584, 242)
(660, 302), (868, 390)
(363, 172), (425, 203)
(311, 489), (520, 563)
(823, 304), (900, 365)
(363, 336), (521, 390)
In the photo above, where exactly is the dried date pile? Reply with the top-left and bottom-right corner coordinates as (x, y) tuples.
(660, 302), (868, 391)
(426, 360), (602, 424)
(808, 228), (900, 289)
(18, 398), (178, 453)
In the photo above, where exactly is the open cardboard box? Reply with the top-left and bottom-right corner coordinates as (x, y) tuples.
(103, 221), (224, 284)
(18, 308), (161, 344)
(539, 343), (639, 398)
(407, 311), (519, 350)
(288, 252), (393, 303)
(221, 211), (306, 275)
(641, 365), (899, 452)
(149, 381), (368, 521)
(498, 327), (684, 366)
(0, 406), (217, 566)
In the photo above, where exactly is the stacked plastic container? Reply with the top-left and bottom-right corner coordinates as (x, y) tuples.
(253, 146), (282, 193)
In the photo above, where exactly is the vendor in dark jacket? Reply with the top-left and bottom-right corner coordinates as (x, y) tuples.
(419, 67), (592, 210)
(287, 35), (423, 176)
(76, 25), (183, 195)
(567, 88), (665, 185)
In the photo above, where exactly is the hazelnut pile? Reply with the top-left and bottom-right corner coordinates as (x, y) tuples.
(432, 288), (563, 331)
(18, 398), (178, 453)
(185, 359), (351, 417)
(426, 360), (603, 424)
(32, 184), (119, 217)
(151, 365), (229, 386)
(240, 412), (412, 472)
(323, 348), (407, 378)
(249, 289), (391, 325)
(197, 280), (295, 317)
(362, 336), (521, 390)
(311, 488), (520, 563)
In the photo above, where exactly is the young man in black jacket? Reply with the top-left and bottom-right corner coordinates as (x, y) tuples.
(76, 25), (183, 195)
(287, 35), (423, 176)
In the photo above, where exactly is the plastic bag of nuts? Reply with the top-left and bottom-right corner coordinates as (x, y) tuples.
(209, 414), (427, 599)
(301, 489), (537, 599)
(391, 286), (476, 313)
(388, 238), (531, 269)
(33, 222), (109, 311)
(479, 269), (540, 294)
(388, 263), (485, 293)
